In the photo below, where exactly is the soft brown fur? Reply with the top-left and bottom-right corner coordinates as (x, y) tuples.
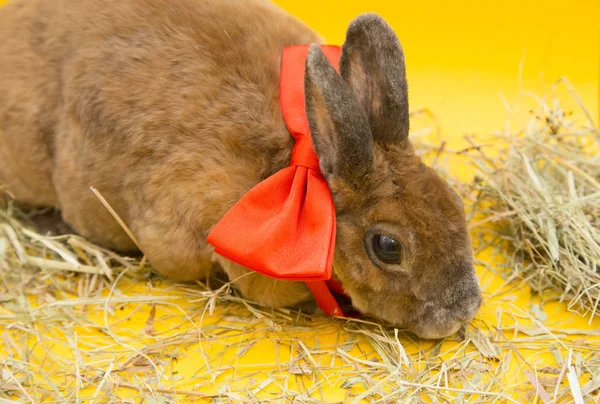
(0, 0), (481, 339)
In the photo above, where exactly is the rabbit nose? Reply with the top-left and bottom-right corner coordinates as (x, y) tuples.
(411, 273), (482, 339)
(440, 276), (482, 322)
(411, 298), (480, 340)
(460, 291), (482, 320)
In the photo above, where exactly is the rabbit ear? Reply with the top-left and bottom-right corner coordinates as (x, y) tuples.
(340, 13), (409, 145)
(304, 44), (373, 184)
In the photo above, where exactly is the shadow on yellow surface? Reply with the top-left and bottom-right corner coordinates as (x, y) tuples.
(0, 0), (599, 403)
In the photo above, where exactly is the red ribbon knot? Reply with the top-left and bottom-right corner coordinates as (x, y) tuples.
(207, 45), (350, 317)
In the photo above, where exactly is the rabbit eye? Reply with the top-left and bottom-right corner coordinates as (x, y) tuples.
(372, 234), (403, 264)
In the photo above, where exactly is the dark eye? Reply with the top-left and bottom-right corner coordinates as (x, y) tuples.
(372, 234), (403, 264)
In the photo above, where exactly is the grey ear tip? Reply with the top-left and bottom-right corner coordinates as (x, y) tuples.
(307, 43), (323, 60)
(356, 12), (386, 22)
(345, 12), (404, 54)
(348, 12), (388, 30)
(307, 43), (322, 56)
(306, 43), (329, 69)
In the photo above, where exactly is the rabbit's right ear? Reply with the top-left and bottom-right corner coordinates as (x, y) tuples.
(339, 13), (409, 145)
(304, 44), (373, 185)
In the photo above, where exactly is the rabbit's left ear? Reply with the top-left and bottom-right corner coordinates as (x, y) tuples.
(304, 44), (373, 185)
(340, 13), (409, 145)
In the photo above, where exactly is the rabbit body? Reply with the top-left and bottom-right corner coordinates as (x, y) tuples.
(0, 0), (482, 338)
(1, 0), (319, 307)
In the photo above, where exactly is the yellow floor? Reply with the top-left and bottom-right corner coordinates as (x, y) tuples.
(1, 0), (600, 403)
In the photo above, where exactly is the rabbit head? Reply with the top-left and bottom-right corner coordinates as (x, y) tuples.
(304, 13), (482, 339)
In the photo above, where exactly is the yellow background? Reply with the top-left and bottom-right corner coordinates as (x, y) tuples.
(1, 0), (600, 402)
(280, 0), (600, 135)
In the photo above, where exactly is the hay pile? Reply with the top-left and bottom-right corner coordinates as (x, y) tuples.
(1, 81), (599, 403)
(467, 79), (600, 322)
(0, 212), (519, 404)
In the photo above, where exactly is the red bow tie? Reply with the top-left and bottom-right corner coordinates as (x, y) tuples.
(206, 45), (350, 317)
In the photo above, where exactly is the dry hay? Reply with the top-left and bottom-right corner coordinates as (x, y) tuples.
(465, 78), (600, 322)
(1, 80), (599, 403)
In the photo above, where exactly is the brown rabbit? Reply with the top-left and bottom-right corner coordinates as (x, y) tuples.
(0, 0), (481, 339)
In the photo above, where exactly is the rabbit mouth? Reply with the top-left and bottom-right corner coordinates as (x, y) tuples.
(412, 321), (464, 340)
(409, 292), (482, 339)
(351, 299), (467, 340)
(409, 304), (470, 339)
(350, 288), (481, 340)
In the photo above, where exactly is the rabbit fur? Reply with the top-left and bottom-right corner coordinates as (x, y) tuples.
(0, 0), (481, 339)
